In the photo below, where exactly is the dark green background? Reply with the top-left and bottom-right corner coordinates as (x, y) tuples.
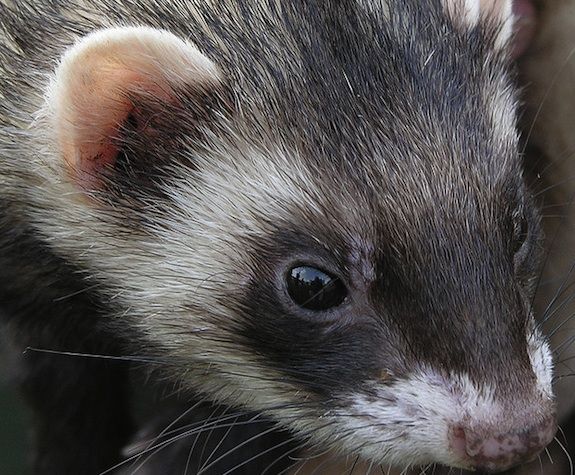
(1, 374), (30, 475)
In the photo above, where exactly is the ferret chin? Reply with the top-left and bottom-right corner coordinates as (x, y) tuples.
(0, 1), (556, 474)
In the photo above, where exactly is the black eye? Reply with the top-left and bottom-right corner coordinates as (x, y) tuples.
(286, 266), (347, 311)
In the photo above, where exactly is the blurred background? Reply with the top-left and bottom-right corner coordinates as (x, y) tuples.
(1, 360), (31, 475)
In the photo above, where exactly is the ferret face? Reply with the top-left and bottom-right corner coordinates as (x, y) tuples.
(232, 159), (553, 471)
(12, 0), (555, 472)
(219, 115), (554, 471)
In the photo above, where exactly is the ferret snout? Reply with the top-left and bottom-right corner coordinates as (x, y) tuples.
(449, 411), (557, 472)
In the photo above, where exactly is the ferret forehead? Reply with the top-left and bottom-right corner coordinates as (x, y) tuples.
(239, 1), (511, 115)
(218, 149), (512, 267)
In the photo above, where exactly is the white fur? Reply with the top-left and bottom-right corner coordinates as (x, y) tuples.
(358, 0), (391, 21)
(528, 329), (554, 400)
(488, 0), (514, 50)
(332, 370), (497, 469)
(484, 80), (517, 147)
(296, 353), (553, 471)
(444, 0), (481, 26)
(443, 0), (514, 49)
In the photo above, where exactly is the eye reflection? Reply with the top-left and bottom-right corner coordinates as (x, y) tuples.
(286, 266), (347, 311)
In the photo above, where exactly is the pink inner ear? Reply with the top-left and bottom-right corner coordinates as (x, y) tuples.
(59, 64), (176, 190)
(52, 27), (220, 192)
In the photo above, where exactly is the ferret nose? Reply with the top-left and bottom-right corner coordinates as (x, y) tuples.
(449, 415), (556, 473)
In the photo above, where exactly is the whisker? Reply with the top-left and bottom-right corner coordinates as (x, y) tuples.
(279, 443), (338, 475)
(552, 334), (575, 359)
(419, 463), (433, 475)
(24, 345), (351, 394)
(52, 282), (104, 301)
(364, 457), (376, 475)
(203, 426), (295, 475)
(24, 347), (173, 365)
(261, 437), (308, 475)
(557, 425), (569, 446)
(533, 175), (575, 198)
(536, 261), (575, 329)
(124, 400), (207, 474)
(184, 404), (229, 475)
(349, 454), (360, 475)
(521, 44), (575, 154)
(545, 296), (575, 338)
(100, 401), (319, 475)
(544, 446), (553, 465)
(196, 405), (234, 473)
(529, 201), (575, 330)
(554, 435), (573, 475)
(308, 450), (338, 475)
(100, 417), (264, 475)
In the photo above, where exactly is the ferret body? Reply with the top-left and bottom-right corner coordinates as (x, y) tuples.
(0, 1), (559, 474)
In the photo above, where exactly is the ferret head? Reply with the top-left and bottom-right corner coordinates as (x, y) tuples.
(24, 0), (554, 472)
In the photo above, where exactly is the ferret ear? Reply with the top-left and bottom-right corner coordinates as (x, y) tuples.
(47, 26), (222, 190)
(443, 0), (513, 48)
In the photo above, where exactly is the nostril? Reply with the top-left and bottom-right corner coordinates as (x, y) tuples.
(449, 415), (557, 472)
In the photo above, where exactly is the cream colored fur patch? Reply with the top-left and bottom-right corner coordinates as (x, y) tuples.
(443, 0), (513, 49)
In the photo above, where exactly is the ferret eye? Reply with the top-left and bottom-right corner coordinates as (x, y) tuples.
(286, 266), (347, 311)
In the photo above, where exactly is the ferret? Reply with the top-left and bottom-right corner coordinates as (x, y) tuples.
(0, 0), (559, 474)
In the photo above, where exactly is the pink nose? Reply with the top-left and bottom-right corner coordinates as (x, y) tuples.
(449, 415), (556, 472)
